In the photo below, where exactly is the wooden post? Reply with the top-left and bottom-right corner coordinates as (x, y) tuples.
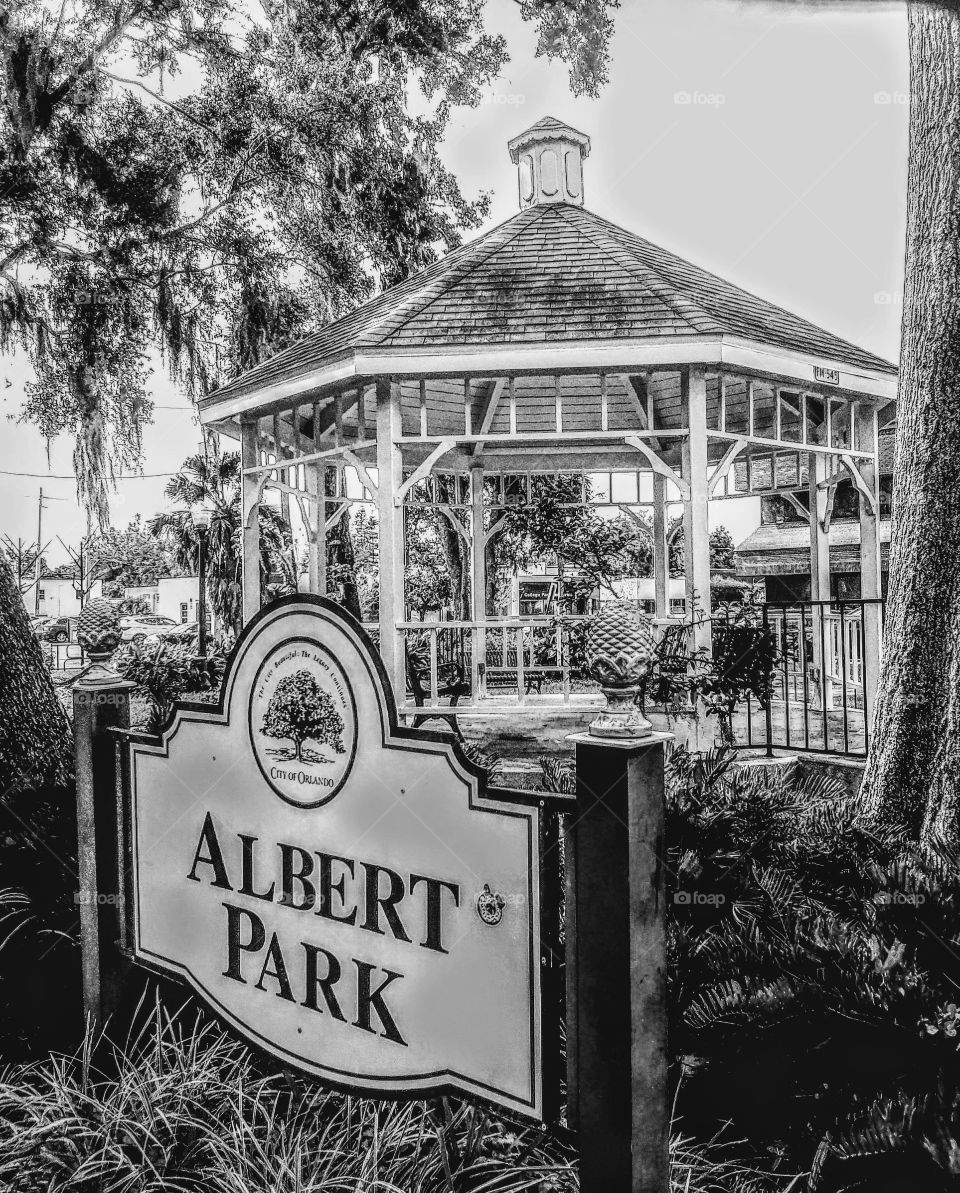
(855, 403), (882, 739)
(377, 378), (406, 700)
(470, 462), (486, 701)
(809, 451), (834, 709)
(566, 732), (671, 1193)
(74, 668), (136, 1030)
(240, 418), (261, 624)
(306, 406), (326, 596)
(652, 474), (669, 620)
(681, 367), (711, 749)
(681, 367), (711, 644)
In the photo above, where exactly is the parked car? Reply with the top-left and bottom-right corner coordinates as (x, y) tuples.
(153, 621), (201, 648)
(120, 615), (178, 644)
(41, 616), (77, 643)
(29, 615), (55, 635)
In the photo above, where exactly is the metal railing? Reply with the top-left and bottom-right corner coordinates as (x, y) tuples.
(741, 598), (885, 758)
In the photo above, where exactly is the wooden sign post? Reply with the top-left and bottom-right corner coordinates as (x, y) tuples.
(566, 732), (671, 1193)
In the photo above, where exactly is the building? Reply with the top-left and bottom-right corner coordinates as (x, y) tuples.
(196, 115), (897, 738)
(124, 576), (212, 627)
(736, 426), (894, 601)
(32, 565), (103, 617)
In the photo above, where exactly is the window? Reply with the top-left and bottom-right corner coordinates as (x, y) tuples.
(37, 588), (45, 601)
(180, 603), (189, 623)
(670, 597), (686, 615)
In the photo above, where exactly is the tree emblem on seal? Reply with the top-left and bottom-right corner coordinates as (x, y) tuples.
(260, 669), (345, 764)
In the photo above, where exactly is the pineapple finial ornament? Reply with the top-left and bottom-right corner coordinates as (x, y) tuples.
(584, 601), (657, 739)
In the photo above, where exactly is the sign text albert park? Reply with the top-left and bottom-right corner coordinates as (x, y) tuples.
(127, 598), (544, 1119)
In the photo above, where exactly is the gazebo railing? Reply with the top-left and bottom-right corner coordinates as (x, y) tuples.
(398, 617), (592, 707)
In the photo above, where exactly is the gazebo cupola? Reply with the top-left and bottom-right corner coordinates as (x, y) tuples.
(508, 115), (590, 208)
(198, 116), (897, 735)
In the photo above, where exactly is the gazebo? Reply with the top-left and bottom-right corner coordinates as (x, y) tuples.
(199, 116), (898, 734)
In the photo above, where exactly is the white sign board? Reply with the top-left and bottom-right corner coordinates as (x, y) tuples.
(128, 598), (544, 1119)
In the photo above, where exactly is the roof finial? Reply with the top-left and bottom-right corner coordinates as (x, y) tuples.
(508, 116), (591, 209)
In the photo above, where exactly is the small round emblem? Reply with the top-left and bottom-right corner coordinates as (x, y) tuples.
(476, 884), (505, 926)
(250, 638), (357, 808)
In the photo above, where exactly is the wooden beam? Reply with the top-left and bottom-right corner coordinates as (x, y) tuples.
(622, 435), (690, 500)
(779, 492), (810, 523)
(652, 474), (669, 620)
(474, 376), (505, 439)
(240, 419), (261, 624)
(708, 437), (748, 495)
(839, 453), (878, 516)
(395, 438), (458, 503)
(342, 449), (379, 499)
(242, 439), (377, 477)
(376, 379), (405, 699)
(681, 366), (712, 655)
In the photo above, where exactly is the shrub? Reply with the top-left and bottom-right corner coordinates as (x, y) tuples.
(116, 641), (226, 734)
(666, 746), (960, 1190)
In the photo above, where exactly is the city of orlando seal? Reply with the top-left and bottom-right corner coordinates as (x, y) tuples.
(249, 638), (357, 807)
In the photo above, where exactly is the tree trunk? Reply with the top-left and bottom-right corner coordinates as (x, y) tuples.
(859, 2), (960, 843)
(0, 555), (73, 792)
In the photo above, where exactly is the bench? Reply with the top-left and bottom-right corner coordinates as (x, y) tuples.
(404, 639), (469, 737)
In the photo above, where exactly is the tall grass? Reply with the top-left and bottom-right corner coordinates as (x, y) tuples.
(0, 1005), (791, 1192)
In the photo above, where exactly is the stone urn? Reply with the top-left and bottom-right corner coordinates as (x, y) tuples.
(584, 601), (656, 739)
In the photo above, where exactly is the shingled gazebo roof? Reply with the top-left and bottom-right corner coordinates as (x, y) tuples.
(200, 116), (896, 435)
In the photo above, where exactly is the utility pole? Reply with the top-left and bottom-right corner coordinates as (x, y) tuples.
(35, 488), (46, 615)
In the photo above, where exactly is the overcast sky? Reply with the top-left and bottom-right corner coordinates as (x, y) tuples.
(0, 0), (909, 559)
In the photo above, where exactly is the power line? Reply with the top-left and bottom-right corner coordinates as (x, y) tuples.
(0, 469), (176, 479)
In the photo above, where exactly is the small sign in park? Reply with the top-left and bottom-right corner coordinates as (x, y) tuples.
(126, 598), (544, 1120)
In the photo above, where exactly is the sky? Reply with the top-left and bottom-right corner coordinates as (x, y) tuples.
(0, 0), (909, 561)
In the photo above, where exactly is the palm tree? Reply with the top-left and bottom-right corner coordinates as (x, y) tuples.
(149, 439), (296, 634)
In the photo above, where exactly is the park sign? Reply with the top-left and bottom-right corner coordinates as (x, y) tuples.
(125, 596), (545, 1120)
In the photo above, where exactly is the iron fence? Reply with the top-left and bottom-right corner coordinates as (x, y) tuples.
(740, 598), (885, 758)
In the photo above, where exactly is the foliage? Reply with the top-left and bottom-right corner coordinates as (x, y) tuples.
(0, 999), (790, 1192)
(0, 551), (73, 790)
(490, 475), (653, 611)
(1, 0), (615, 529)
(85, 515), (172, 597)
(0, 784), (79, 1062)
(670, 523), (740, 578)
(636, 598), (780, 743)
(665, 744), (960, 1190)
(149, 441), (293, 632)
(0, 1003), (575, 1192)
(697, 600), (780, 746)
(116, 638), (225, 735)
(260, 670), (345, 762)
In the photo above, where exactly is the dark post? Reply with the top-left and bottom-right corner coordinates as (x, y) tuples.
(197, 526), (208, 657)
(566, 731), (671, 1193)
(73, 609), (136, 1031)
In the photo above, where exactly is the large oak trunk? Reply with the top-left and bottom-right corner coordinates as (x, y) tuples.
(0, 554), (73, 792)
(859, 2), (960, 842)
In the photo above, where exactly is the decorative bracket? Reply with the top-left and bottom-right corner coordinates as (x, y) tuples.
(708, 438), (748, 496)
(839, 454), (878, 517)
(622, 435), (690, 501)
(396, 438), (458, 504)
